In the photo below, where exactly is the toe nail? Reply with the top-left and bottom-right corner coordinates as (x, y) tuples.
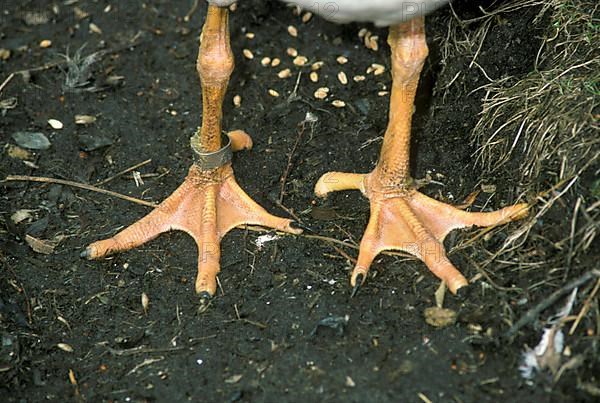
(289, 221), (310, 233)
(198, 291), (213, 302)
(351, 273), (364, 298)
(80, 247), (91, 259)
(455, 285), (470, 300)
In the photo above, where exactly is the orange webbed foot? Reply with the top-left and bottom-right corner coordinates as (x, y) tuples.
(315, 171), (528, 294)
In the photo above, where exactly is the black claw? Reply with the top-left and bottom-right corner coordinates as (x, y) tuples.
(198, 291), (213, 302)
(80, 247), (91, 259)
(455, 285), (471, 300)
(289, 221), (312, 233)
(350, 274), (364, 298)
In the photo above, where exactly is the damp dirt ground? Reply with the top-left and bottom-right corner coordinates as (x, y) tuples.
(1, 1), (597, 402)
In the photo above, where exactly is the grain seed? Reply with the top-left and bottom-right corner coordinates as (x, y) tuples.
(245, 32), (255, 39)
(378, 91), (389, 96)
(277, 68), (292, 78)
(261, 56), (271, 66)
(229, 3), (237, 11)
(287, 25), (298, 37)
(39, 39), (52, 48)
(57, 343), (74, 352)
(372, 63), (386, 75)
(293, 55), (308, 66)
(314, 87), (329, 99)
(358, 28), (368, 38)
(336, 56), (348, 65)
(311, 61), (324, 71)
(271, 57), (281, 67)
(353, 75), (366, 82)
(242, 49), (254, 59)
(141, 292), (149, 313)
(48, 119), (63, 129)
(287, 47), (298, 57)
(369, 35), (379, 51)
(268, 89), (280, 97)
(75, 114), (96, 124)
(337, 71), (348, 85)
(309, 71), (319, 82)
(302, 12), (313, 23)
(233, 95), (242, 107)
(89, 22), (102, 34)
(332, 100), (346, 108)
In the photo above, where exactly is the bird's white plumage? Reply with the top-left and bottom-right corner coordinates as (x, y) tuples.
(208, 0), (449, 26)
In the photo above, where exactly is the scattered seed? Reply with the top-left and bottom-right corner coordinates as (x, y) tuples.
(48, 118), (63, 129)
(369, 35), (379, 51)
(309, 71), (319, 82)
(378, 91), (389, 96)
(261, 56), (271, 66)
(141, 292), (149, 313)
(271, 58), (281, 67)
(314, 87), (329, 99)
(358, 28), (368, 38)
(311, 61), (324, 71)
(337, 71), (348, 85)
(288, 25), (298, 37)
(268, 89), (280, 97)
(75, 114), (96, 124)
(353, 75), (366, 82)
(242, 49), (254, 59)
(302, 12), (313, 23)
(346, 376), (356, 387)
(286, 47), (298, 57)
(336, 56), (348, 65)
(57, 343), (74, 352)
(233, 94), (242, 107)
(0, 48), (11, 60)
(229, 3), (237, 12)
(39, 39), (52, 48)
(332, 100), (346, 108)
(89, 22), (102, 34)
(372, 63), (386, 75)
(277, 68), (292, 78)
(69, 369), (77, 385)
(292, 5), (301, 16)
(245, 32), (255, 39)
(293, 55), (308, 66)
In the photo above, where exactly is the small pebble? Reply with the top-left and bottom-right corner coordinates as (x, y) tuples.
(277, 68), (291, 78)
(242, 49), (254, 59)
(332, 100), (345, 108)
(268, 89), (280, 97)
(39, 39), (52, 48)
(293, 55), (308, 66)
(48, 118), (63, 129)
(287, 25), (298, 37)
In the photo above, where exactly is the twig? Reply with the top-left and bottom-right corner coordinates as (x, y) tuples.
(184, 0), (200, 22)
(504, 269), (600, 340)
(0, 72), (15, 95)
(278, 122), (305, 204)
(3, 175), (157, 208)
(569, 277), (600, 335)
(96, 159), (152, 186)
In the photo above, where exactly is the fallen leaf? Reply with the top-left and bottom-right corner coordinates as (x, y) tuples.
(25, 234), (55, 254)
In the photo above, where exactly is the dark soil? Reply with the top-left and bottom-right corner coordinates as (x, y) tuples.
(0, 1), (595, 402)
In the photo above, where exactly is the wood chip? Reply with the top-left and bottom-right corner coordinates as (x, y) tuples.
(332, 100), (345, 108)
(302, 12), (313, 23)
(242, 49), (254, 59)
(314, 87), (329, 99)
(286, 47), (298, 57)
(336, 56), (348, 65)
(293, 55), (308, 66)
(337, 71), (348, 85)
(287, 25), (298, 37)
(268, 89), (280, 97)
(277, 68), (291, 78)
(39, 39), (52, 48)
(353, 75), (366, 82)
(309, 71), (318, 82)
(261, 56), (271, 66)
(271, 58), (281, 67)
(233, 94), (241, 107)
(25, 234), (55, 254)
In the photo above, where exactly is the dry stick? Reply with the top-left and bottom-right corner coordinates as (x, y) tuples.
(3, 175), (157, 208)
(278, 122), (305, 205)
(0, 72), (15, 95)
(504, 269), (600, 340)
(569, 277), (600, 335)
(96, 158), (152, 186)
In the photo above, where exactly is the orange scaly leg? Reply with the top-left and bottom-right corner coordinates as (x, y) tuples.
(83, 5), (301, 297)
(314, 17), (528, 295)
